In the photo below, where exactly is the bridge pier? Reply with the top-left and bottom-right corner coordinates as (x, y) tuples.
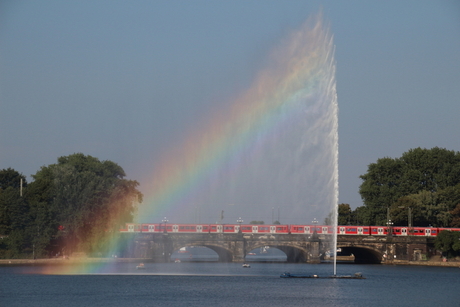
(306, 240), (321, 264)
(306, 230), (322, 264)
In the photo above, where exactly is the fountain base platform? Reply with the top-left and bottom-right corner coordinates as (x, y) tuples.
(280, 272), (365, 279)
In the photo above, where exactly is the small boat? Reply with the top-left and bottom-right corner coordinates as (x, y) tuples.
(242, 263), (251, 268)
(136, 263), (145, 269)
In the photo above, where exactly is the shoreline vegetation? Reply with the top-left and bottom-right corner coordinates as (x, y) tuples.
(1, 255), (459, 268)
(3, 149), (460, 262)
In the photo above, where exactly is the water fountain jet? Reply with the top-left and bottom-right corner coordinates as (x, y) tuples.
(139, 11), (339, 275)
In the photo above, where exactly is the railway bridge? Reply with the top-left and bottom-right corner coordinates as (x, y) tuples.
(120, 232), (435, 264)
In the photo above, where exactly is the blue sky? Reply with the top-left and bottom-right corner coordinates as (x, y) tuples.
(1, 1), (459, 223)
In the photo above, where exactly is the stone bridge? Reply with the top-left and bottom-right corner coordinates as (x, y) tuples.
(120, 232), (436, 264)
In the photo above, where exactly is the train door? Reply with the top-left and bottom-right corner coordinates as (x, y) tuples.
(172, 225), (179, 232)
(305, 226), (310, 234)
(357, 227), (363, 235)
(196, 225), (202, 233)
(322, 227), (328, 234)
(217, 225), (223, 233)
(377, 227), (384, 235)
(252, 226), (258, 233)
(425, 228), (431, 236)
(339, 227), (345, 234)
(270, 226), (276, 233)
(235, 226), (240, 233)
(128, 224), (134, 232)
(401, 228), (407, 236)
(148, 225), (155, 232)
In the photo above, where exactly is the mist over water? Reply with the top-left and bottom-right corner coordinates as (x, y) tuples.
(140, 13), (338, 227)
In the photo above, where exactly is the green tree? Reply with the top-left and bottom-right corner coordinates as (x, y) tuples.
(359, 147), (460, 225)
(435, 230), (460, 258)
(351, 205), (370, 226)
(0, 168), (27, 191)
(0, 187), (31, 258)
(0, 168), (30, 258)
(437, 184), (460, 211)
(359, 157), (403, 225)
(389, 196), (417, 227)
(28, 153), (143, 256)
(388, 185), (460, 227)
(25, 166), (57, 258)
(449, 203), (460, 228)
(338, 203), (352, 225)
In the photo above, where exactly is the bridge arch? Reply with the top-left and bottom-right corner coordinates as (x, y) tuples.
(338, 244), (383, 264)
(171, 242), (233, 262)
(246, 243), (307, 263)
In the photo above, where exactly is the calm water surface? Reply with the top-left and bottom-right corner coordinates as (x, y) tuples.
(1, 262), (459, 307)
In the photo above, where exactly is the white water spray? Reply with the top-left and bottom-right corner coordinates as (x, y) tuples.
(144, 12), (339, 274)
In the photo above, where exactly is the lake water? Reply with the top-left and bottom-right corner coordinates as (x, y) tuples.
(1, 262), (459, 307)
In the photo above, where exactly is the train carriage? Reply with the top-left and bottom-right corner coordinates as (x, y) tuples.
(290, 225), (310, 234)
(119, 222), (458, 238)
(274, 225), (289, 233)
(339, 226), (370, 235)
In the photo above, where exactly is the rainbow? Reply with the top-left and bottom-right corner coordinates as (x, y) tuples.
(38, 13), (338, 274)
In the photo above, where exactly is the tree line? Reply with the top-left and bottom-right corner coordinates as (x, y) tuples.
(337, 147), (460, 258)
(338, 147), (460, 228)
(0, 153), (142, 259)
(2, 147), (460, 259)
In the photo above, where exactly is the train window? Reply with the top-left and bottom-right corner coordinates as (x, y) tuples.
(211, 226), (217, 230)
(277, 227), (284, 231)
(203, 226), (208, 230)
(432, 230), (436, 233)
(224, 226), (233, 230)
(260, 227), (269, 231)
(395, 229), (400, 232)
(347, 228), (356, 232)
(143, 225), (148, 229)
(372, 229), (377, 233)
(242, 226), (251, 230)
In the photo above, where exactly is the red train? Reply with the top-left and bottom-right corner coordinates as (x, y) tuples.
(119, 223), (460, 237)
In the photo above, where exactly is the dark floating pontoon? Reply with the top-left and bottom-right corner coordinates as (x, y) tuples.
(280, 272), (365, 279)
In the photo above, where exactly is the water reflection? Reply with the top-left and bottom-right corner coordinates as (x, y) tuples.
(170, 246), (287, 262)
